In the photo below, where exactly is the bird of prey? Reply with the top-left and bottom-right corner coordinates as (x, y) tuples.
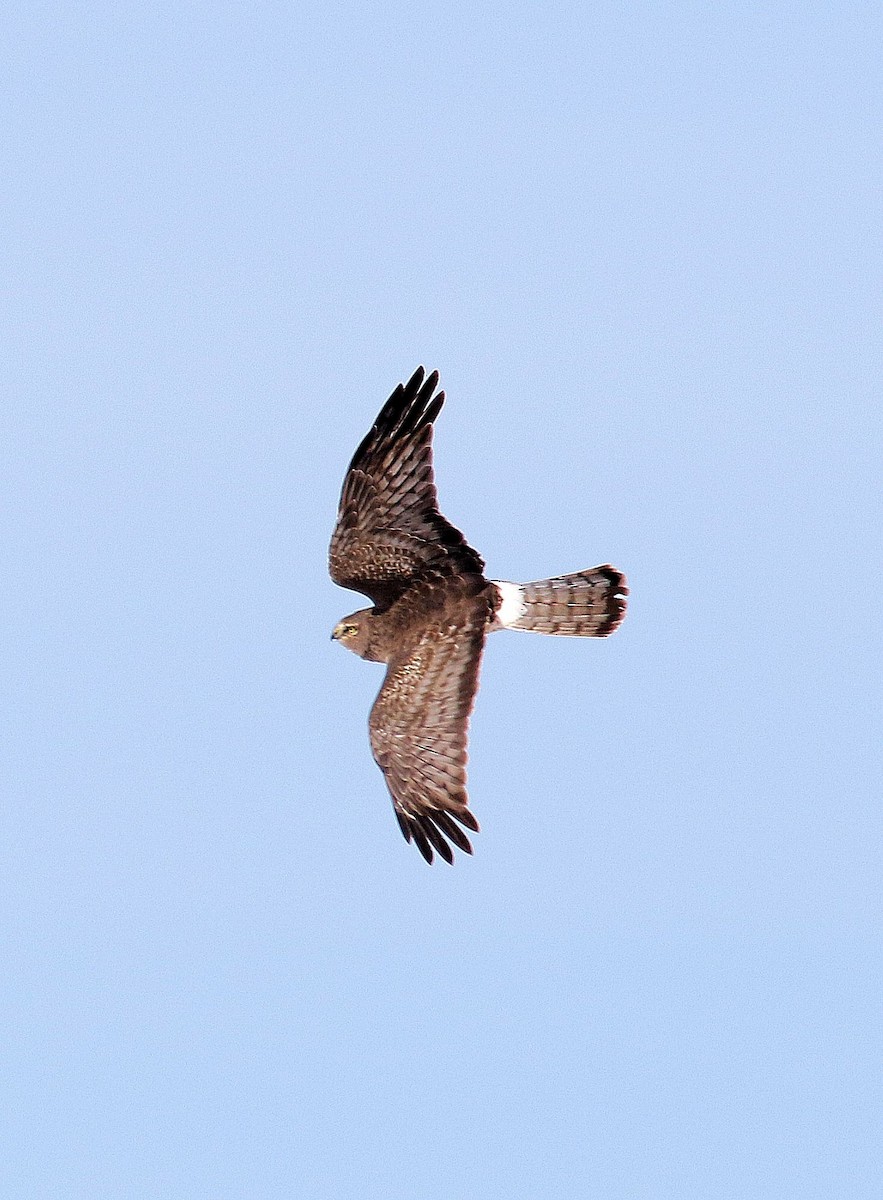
(329, 367), (627, 864)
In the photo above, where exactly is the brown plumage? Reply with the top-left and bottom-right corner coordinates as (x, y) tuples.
(330, 367), (627, 863)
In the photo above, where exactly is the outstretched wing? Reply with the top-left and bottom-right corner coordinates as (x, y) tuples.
(368, 582), (490, 864)
(329, 367), (484, 609)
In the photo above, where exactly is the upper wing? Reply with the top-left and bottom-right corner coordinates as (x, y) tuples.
(329, 367), (484, 608)
(368, 581), (490, 864)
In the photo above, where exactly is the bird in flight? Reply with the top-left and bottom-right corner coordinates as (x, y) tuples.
(329, 367), (627, 864)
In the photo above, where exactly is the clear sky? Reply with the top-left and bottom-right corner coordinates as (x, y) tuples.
(4, 3), (881, 1197)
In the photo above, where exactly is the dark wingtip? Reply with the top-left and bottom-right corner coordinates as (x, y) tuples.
(451, 805), (480, 834)
(433, 811), (475, 856)
(411, 823), (435, 864)
(397, 368), (443, 439)
(395, 805), (478, 865)
(415, 814), (455, 864)
(367, 366), (443, 446)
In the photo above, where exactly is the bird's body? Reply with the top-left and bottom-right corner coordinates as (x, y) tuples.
(330, 368), (627, 863)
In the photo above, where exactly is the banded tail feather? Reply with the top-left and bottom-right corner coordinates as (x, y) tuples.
(491, 566), (628, 638)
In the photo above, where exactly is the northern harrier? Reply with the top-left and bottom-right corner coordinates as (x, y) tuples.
(330, 367), (627, 863)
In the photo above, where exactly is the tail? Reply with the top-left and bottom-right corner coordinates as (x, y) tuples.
(490, 566), (628, 638)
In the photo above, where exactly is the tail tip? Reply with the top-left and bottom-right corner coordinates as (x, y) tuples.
(593, 565), (628, 636)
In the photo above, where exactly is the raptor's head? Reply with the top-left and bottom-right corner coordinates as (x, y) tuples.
(331, 608), (383, 661)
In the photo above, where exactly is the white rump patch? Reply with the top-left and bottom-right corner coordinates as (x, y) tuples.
(491, 580), (526, 629)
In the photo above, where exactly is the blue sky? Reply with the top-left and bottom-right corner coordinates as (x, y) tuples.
(4, 3), (881, 1197)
